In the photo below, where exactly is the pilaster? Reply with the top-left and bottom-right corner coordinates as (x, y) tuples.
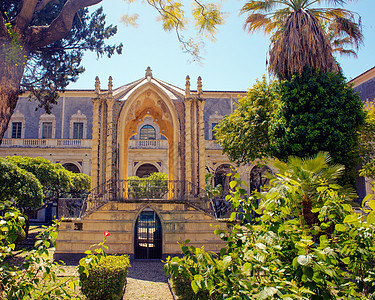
(106, 77), (115, 183)
(191, 98), (197, 188)
(197, 77), (206, 192)
(99, 99), (107, 187)
(198, 100), (206, 191)
(91, 76), (101, 189)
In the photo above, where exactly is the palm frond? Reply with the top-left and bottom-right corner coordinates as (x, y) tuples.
(241, 0), (283, 14)
(269, 9), (338, 79)
(244, 13), (273, 33)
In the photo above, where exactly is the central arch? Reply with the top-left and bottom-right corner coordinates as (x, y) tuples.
(118, 83), (181, 182)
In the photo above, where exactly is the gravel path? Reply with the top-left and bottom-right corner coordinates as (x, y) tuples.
(124, 260), (174, 300)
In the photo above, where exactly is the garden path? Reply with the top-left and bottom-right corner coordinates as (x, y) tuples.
(124, 260), (174, 300)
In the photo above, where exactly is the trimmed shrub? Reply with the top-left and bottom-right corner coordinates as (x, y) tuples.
(80, 255), (130, 300)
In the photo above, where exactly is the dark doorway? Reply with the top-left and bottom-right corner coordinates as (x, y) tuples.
(136, 164), (159, 178)
(214, 164), (232, 198)
(134, 209), (162, 259)
(62, 163), (80, 173)
(250, 165), (272, 193)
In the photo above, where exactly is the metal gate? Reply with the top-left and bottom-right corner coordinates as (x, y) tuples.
(134, 209), (162, 259)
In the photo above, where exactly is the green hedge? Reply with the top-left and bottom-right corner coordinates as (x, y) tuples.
(170, 274), (212, 300)
(80, 255), (130, 300)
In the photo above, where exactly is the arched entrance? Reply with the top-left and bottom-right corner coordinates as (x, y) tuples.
(214, 164), (232, 198)
(136, 163), (159, 178)
(134, 208), (162, 259)
(250, 165), (272, 193)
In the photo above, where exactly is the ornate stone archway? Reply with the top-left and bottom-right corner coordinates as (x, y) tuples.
(118, 84), (181, 181)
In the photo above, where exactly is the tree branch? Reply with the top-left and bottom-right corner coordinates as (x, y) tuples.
(0, 13), (7, 37)
(15, 0), (39, 32)
(35, 0), (56, 12)
(29, 0), (102, 50)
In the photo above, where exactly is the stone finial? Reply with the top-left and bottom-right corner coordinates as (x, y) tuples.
(95, 76), (100, 94)
(108, 76), (113, 94)
(145, 66), (153, 81)
(185, 75), (191, 98)
(197, 76), (203, 96)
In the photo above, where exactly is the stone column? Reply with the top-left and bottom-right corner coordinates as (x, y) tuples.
(185, 99), (192, 184)
(197, 76), (205, 192)
(99, 100), (108, 189)
(191, 99), (197, 189)
(91, 99), (100, 189)
(184, 76), (192, 188)
(198, 98), (206, 192)
(106, 77), (114, 184)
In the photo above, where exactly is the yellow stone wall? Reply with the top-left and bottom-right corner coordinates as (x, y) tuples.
(55, 201), (227, 256)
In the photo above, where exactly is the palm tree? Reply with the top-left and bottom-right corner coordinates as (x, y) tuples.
(268, 152), (356, 228)
(241, 0), (363, 80)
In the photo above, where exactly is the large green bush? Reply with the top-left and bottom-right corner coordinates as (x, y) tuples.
(165, 153), (375, 299)
(270, 69), (365, 184)
(128, 172), (168, 199)
(80, 255), (130, 300)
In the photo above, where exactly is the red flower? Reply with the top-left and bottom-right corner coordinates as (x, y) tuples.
(104, 231), (110, 237)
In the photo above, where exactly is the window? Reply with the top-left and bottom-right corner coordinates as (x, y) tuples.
(11, 122), (22, 139)
(209, 111), (223, 140)
(211, 123), (218, 140)
(42, 122), (52, 139)
(38, 113), (56, 139)
(140, 125), (156, 140)
(73, 122), (84, 139)
(8, 110), (25, 139)
(69, 110), (87, 139)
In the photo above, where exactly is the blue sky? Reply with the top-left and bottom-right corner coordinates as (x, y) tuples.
(69, 0), (375, 91)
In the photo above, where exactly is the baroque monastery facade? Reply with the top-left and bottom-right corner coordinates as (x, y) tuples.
(0, 67), (374, 259)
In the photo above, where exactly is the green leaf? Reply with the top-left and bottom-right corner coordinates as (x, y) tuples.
(342, 257), (350, 265)
(297, 255), (311, 266)
(367, 211), (375, 224)
(243, 262), (252, 272)
(368, 199), (375, 211)
(230, 212), (237, 221)
(223, 256), (232, 268)
(335, 223), (348, 232)
(343, 214), (359, 223)
(191, 280), (199, 294)
(229, 181), (237, 189)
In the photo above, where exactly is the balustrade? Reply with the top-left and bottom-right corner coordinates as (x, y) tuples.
(0, 138), (92, 148)
(128, 139), (168, 149)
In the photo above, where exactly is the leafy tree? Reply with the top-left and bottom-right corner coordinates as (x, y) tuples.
(122, 0), (226, 61)
(359, 102), (375, 179)
(215, 76), (280, 165)
(0, 157), (44, 217)
(7, 156), (91, 199)
(6, 156), (72, 201)
(240, 0), (362, 79)
(270, 69), (366, 184)
(69, 172), (91, 198)
(0, 0), (122, 142)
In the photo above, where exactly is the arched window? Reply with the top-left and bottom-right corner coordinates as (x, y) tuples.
(250, 166), (272, 193)
(136, 163), (159, 178)
(140, 125), (156, 140)
(62, 163), (81, 173)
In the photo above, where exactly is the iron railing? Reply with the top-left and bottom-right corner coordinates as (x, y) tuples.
(58, 180), (233, 219)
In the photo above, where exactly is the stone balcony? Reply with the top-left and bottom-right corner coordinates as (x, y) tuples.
(128, 139), (169, 149)
(0, 138), (92, 148)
